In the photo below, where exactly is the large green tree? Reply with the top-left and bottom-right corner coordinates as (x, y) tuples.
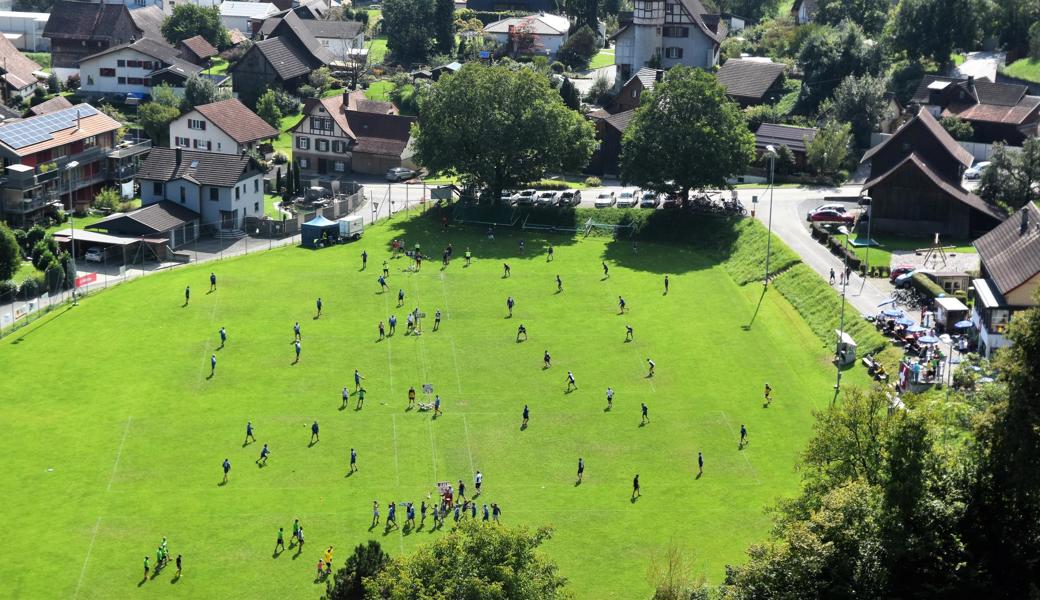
(182, 73), (230, 110)
(413, 64), (595, 200)
(557, 25), (599, 70)
(713, 0), (781, 23)
(432, 0), (455, 55)
(816, 0), (892, 35)
(327, 540), (389, 600)
(137, 84), (182, 145)
(161, 4), (231, 49)
(824, 74), (888, 147)
(0, 222), (20, 282)
(806, 120), (852, 181)
(364, 522), (567, 599)
(797, 21), (882, 111)
(382, 0), (434, 64)
(977, 138), (1040, 213)
(884, 0), (982, 68)
(620, 66), (754, 199)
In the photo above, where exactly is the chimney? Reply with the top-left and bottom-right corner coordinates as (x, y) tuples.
(1021, 207), (1030, 235)
(75, 109), (81, 132)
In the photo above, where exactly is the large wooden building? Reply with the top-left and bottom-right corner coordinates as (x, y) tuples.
(861, 109), (1004, 239)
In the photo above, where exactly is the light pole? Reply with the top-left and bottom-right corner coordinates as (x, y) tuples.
(763, 145), (777, 287)
(834, 224), (852, 395)
(858, 194), (872, 293)
(65, 160), (79, 305)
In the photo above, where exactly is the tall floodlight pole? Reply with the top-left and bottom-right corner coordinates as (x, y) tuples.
(834, 224), (852, 397)
(763, 145), (777, 287)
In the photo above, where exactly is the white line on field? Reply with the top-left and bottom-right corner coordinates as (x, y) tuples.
(449, 338), (464, 396)
(73, 516), (101, 599)
(391, 414), (400, 485)
(428, 420), (438, 481)
(462, 414), (476, 475)
(107, 416), (132, 492)
(718, 411), (761, 484)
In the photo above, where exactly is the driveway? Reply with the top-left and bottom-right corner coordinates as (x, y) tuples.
(951, 51), (1006, 82)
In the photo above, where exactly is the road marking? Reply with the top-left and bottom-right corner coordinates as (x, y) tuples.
(391, 415), (400, 485)
(73, 516), (101, 599)
(462, 414), (476, 475)
(107, 416), (132, 492)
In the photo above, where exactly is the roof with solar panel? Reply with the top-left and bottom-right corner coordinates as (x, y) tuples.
(0, 103), (122, 157)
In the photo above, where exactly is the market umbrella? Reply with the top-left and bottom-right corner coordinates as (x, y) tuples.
(896, 317), (915, 326)
(954, 320), (974, 329)
(882, 309), (904, 318)
(895, 271), (916, 283)
(907, 325), (927, 333)
(918, 335), (940, 345)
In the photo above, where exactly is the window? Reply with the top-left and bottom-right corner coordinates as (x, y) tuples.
(127, 60), (141, 68)
(299, 158), (309, 169)
(83, 135), (97, 149)
(332, 140), (342, 153)
(100, 68), (115, 77)
(310, 116), (333, 131)
(334, 161), (345, 172)
(316, 139), (329, 152)
(206, 141), (212, 151)
(209, 187), (219, 201)
(254, 179), (259, 192)
(235, 186), (240, 200)
(179, 187), (185, 203)
(664, 47), (683, 59)
(117, 60), (126, 67)
(254, 201), (260, 212)
(127, 77), (143, 85)
(188, 119), (206, 131)
(296, 137), (310, 150)
(141, 61), (153, 70)
(663, 26), (688, 37)
(153, 181), (163, 195)
(175, 137), (189, 147)
(117, 77), (126, 84)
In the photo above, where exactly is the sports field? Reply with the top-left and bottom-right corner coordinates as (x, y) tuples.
(1, 210), (855, 598)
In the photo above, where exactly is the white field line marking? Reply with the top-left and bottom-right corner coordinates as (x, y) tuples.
(462, 414), (476, 475)
(428, 420), (438, 481)
(718, 411), (761, 484)
(449, 338), (464, 396)
(391, 414), (400, 485)
(73, 516), (101, 599)
(382, 287), (394, 396)
(107, 416), (132, 492)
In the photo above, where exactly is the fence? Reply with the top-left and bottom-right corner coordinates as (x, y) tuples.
(0, 189), (368, 339)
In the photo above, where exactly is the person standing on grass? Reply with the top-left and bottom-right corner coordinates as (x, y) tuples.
(297, 526), (305, 551)
(434, 309), (442, 331)
(544, 350), (552, 368)
(556, 275), (563, 292)
(387, 502), (397, 529)
(378, 321), (385, 340)
(632, 475), (640, 498)
(507, 296), (515, 317)
(209, 272), (216, 292)
(465, 247), (472, 266)
(350, 448), (357, 472)
(647, 358), (655, 377)
(383, 260), (389, 278)
(245, 421), (255, 445)
(503, 263), (511, 277)
(516, 324), (527, 342)
(625, 325), (633, 342)
(764, 383), (772, 406)
(294, 340), (301, 363)
(294, 321), (301, 341)
(522, 405), (529, 427)
(475, 470), (483, 495)
(606, 387), (614, 410)
(143, 556), (149, 580)
(408, 386), (416, 409)
(324, 547), (334, 576)
(257, 443), (270, 465)
(406, 503), (415, 528)
(618, 296), (626, 313)
(577, 457), (584, 483)
(434, 395), (441, 416)
(292, 519), (301, 545)
(453, 503), (461, 523)
(519, 239), (525, 254)
(388, 314), (396, 335)
(356, 387), (366, 410)
(458, 479), (466, 501)
(175, 554), (181, 578)
(219, 326), (227, 348)
(398, 289), (405, 307)
(602, 262), (609, 277)
(184, 286), (190, 305)
(641, 402), (649, 424)
(547, 244), (554, 261)
(698, 451), (704, 476)
(354, 369), (363, 391)
(492, 503), (501, 523)
(483, 504), (490, 521)
(420, 500), (428, 526)
(378, 275), (389, 292)
(222, 458), (231, 483)
(275, 527), (285, 553)
(664, 275), (669, 294)
(311, 420), (320, 444)
(370, 501), (379, 526)
(316, 297), (323, 318)
(316, 559), (325, 581)
(362, 250), (368, 269)
(740, 424), (747, 448)
(210, 354), (217, 376)
(566, 371), (577, 391)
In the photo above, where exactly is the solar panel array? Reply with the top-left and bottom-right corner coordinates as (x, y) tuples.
(0, 105), (99, 150)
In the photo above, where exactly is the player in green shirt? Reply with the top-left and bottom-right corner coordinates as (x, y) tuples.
(275, 527), (285, 553)
(291, 519), (301, 546)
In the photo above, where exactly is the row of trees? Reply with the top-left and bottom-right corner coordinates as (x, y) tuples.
(0, 222), (74, 297)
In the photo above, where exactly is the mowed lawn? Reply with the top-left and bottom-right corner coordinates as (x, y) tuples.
(0, 211), (849, 599)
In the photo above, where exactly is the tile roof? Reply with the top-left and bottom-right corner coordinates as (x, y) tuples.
(295, 94), (415, 151)
(604, 109), (636, 133)
(344, 90), (396, 115)
(300, 19), (364, 40)
(678, 0), (724, 44)
(944, 95), (1040, 125)
(863, 153), (1005, 221)
(180, 35), (218, 60)
(861, 108), (974, 168)
(137, 147), (261, 188)
(0, 34), (41, 91)
(974, 203), (1040, 296)
(27, 95), (73, 116)
(129, 5), (165, 42)
(228, 29), (250, 46)
(754, 123), (817, 153)
(252, 36), (314, 80)
(43, 1), (133, 41)
(274, 11), (334, 64)
(715, 59), (785, 100)
(90, 200), (199, 234)
(80, 38), (200, 77)
(0, 103), (121, 157)
(913, 75), (1029, 109)
(192, 98), (279, 143)
(634, 67), (664, 90)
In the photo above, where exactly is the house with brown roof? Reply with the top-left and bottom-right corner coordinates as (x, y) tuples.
(136, 147), (266, 232)
(230, 12), (334, 107)
(587, 109), (635, 176)
(179, 35), (218, 66)
(861, 108), (1005, 238)
(169, 98), (279, 155)
(912, 75), (1040, 145)
(754, 123), (817, 170)
(971, 203), (1040, 357)
(27, 95), (73, 116)
(715, 58), (786, 106)
(0, 34), (42, 99)
(43, 0), (153, 80)
(612, 67), (664, 113)
(290, 91), (416, 176)
(612, 0), (726, 84)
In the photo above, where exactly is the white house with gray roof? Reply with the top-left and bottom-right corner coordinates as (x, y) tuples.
(612, 0), (726, 85)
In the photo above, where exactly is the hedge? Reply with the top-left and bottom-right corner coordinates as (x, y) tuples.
(910, 272), (945, 299)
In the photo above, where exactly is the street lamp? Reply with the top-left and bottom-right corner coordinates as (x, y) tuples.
(834, 224), (852, 395)
(763, 145), (777, 287)
(65, 160), (79, 305)
(858, 194), (872, 293)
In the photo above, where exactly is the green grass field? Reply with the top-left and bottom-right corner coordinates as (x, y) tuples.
(838, 233), (976, 267)
(1001, 58), (1040, 83)
(0, 211), (855, 599)
(366, 38), (388, 65)
(588, 49), (615, 70)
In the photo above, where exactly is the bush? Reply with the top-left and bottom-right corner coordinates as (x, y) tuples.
(538, 181), (573, 191)
(272, 151), (288, 164)
(557, 25), (599, 70)
(93, 187), (121, 211)
(0, 279), (16, 303)
(271, 88), (301, 115)
(44, 261), (65, 293)
(583, 176), (601, 187)
(910, 272), (945, 299)
(550, 61), (565, 74)
(18, 273), (45, 298)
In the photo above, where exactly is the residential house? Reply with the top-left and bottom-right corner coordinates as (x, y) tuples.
(861, 108), (1004, 238)
(0, 10), (49, 51)
(86, 200), (200, 250)
(136, 147), (265, 231)
(220, 1), (278, 37)
(169, 98), (278, 155)
(293, 18), (364, 63)
(290, 91), (416, 176)
(790, 0), (817, 24)
(612, 67), (663, 113)
(0, 103), (152, 226)
(411, 61), (462, 82)
(971, 203), (1040, 357)
(484, 13), (570, 57)
(714, 58), (786, 106)
(912, 75), (1040, 145)
(43, 1), (144, 80)
(612, 0), (726, 84)
(27, 95), (73, 116)
(230, 11), (334, 106)
(0, 34), (42, 99)
(178, 35), (217, 65)
(128, 5), (165, 42)
(78, 37), (203, 101)
(754, 123), (817, 171)
(466, 0), (555, 11)
(587, 109), (635, 176)
(161, 0), (220, 14)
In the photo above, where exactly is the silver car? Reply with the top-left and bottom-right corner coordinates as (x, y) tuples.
(616, 190), (639, 208)
(385, 167), (416, 181)
(593, 191), (616, 208)
(535, 191), (559, 206)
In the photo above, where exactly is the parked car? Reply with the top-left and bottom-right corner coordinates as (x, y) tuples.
(807, 209), (855, 225)
(84, 246), (104, 263)
(500, 190), (516, 204)
(662, 193), (682, 209)
(385, 167), (416, 181)
(616, 190), (639, 208)
(890, 264), (917, 284)
(535, 191), (559, 206)
(639, 192), (661, 208)
(812, 203), (849, 214)
(558, 190), (581, 206)
(964, 161), (990, 180)
(593, 191), (616, 208)
(514, 189), (537, 205)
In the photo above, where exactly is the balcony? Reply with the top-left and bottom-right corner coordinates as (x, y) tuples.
(2, 194), (58, 215)
(107, 139), (151, 160)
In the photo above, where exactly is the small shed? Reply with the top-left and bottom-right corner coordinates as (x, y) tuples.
(301, 214), (339, 248)
(934, 296), (969, 332)
(835, 330), (857, 365)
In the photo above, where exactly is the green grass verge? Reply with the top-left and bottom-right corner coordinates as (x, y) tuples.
(203, 58), (228, 76)
(1001, 58), (1040, 83)
(588, 49), (615, 70)
(23, 52), (50, 70)
(951, 53), (966, 66)
(366, 37), (388, 65)
(837, 233), (976, 268)
(0, 210), (867, 599)
(263, 193), (284, 218)
(273, 113), (304, 161)
(365, 80), (393, 102)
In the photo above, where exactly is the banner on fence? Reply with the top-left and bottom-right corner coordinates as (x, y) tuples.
(14, 301), (34, 319)
(75, 273), (97, 288)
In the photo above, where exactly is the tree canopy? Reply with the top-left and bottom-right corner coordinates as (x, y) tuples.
(816, 0), (892, 35)
(797, 22), (882, 111)
(0, 223), (20, 282)
(884, 0), (981, 67)
(977, 138), (1040, 213)
(824, 74), (888, 147)
(182, 74), (231, 110)
(557, 25), (599, 70)
(382, 0), (434, 64)
(413, 63), (595, 199)
(432, 0), (455, 55)
(161, 4), (231, 50)
(620, 66), (755, 198)
(806, 120), (852, 181)
(327, 540), (389, 600)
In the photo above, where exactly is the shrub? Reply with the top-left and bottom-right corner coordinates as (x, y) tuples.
(583, 176), (601, 187)
(550, 61), (565, 74)
(19, 273), (45, 298)
(271, 88), (301, 115)
(910, 272), (945, 299)
(93, 187), (121, 211)
(44, 261), (65, 293)
(0, 279), (17, 303)
(272, 151), (288, 164)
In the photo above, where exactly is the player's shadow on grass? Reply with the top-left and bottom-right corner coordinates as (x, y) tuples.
(696, 472), (703, 480)
(171, 574), (180, 584)
(520, 423), (527, 431)
(344, 470), (354, 478)
(206, 372), (214, 380)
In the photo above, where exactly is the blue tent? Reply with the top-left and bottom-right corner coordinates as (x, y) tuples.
(302, 215), (339, 248)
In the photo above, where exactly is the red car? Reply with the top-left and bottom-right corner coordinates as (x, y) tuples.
(807, 209), (855, 225)
(889, 264), (916, 283)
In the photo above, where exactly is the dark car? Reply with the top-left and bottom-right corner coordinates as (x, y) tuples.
(639, 193), (661, 208)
